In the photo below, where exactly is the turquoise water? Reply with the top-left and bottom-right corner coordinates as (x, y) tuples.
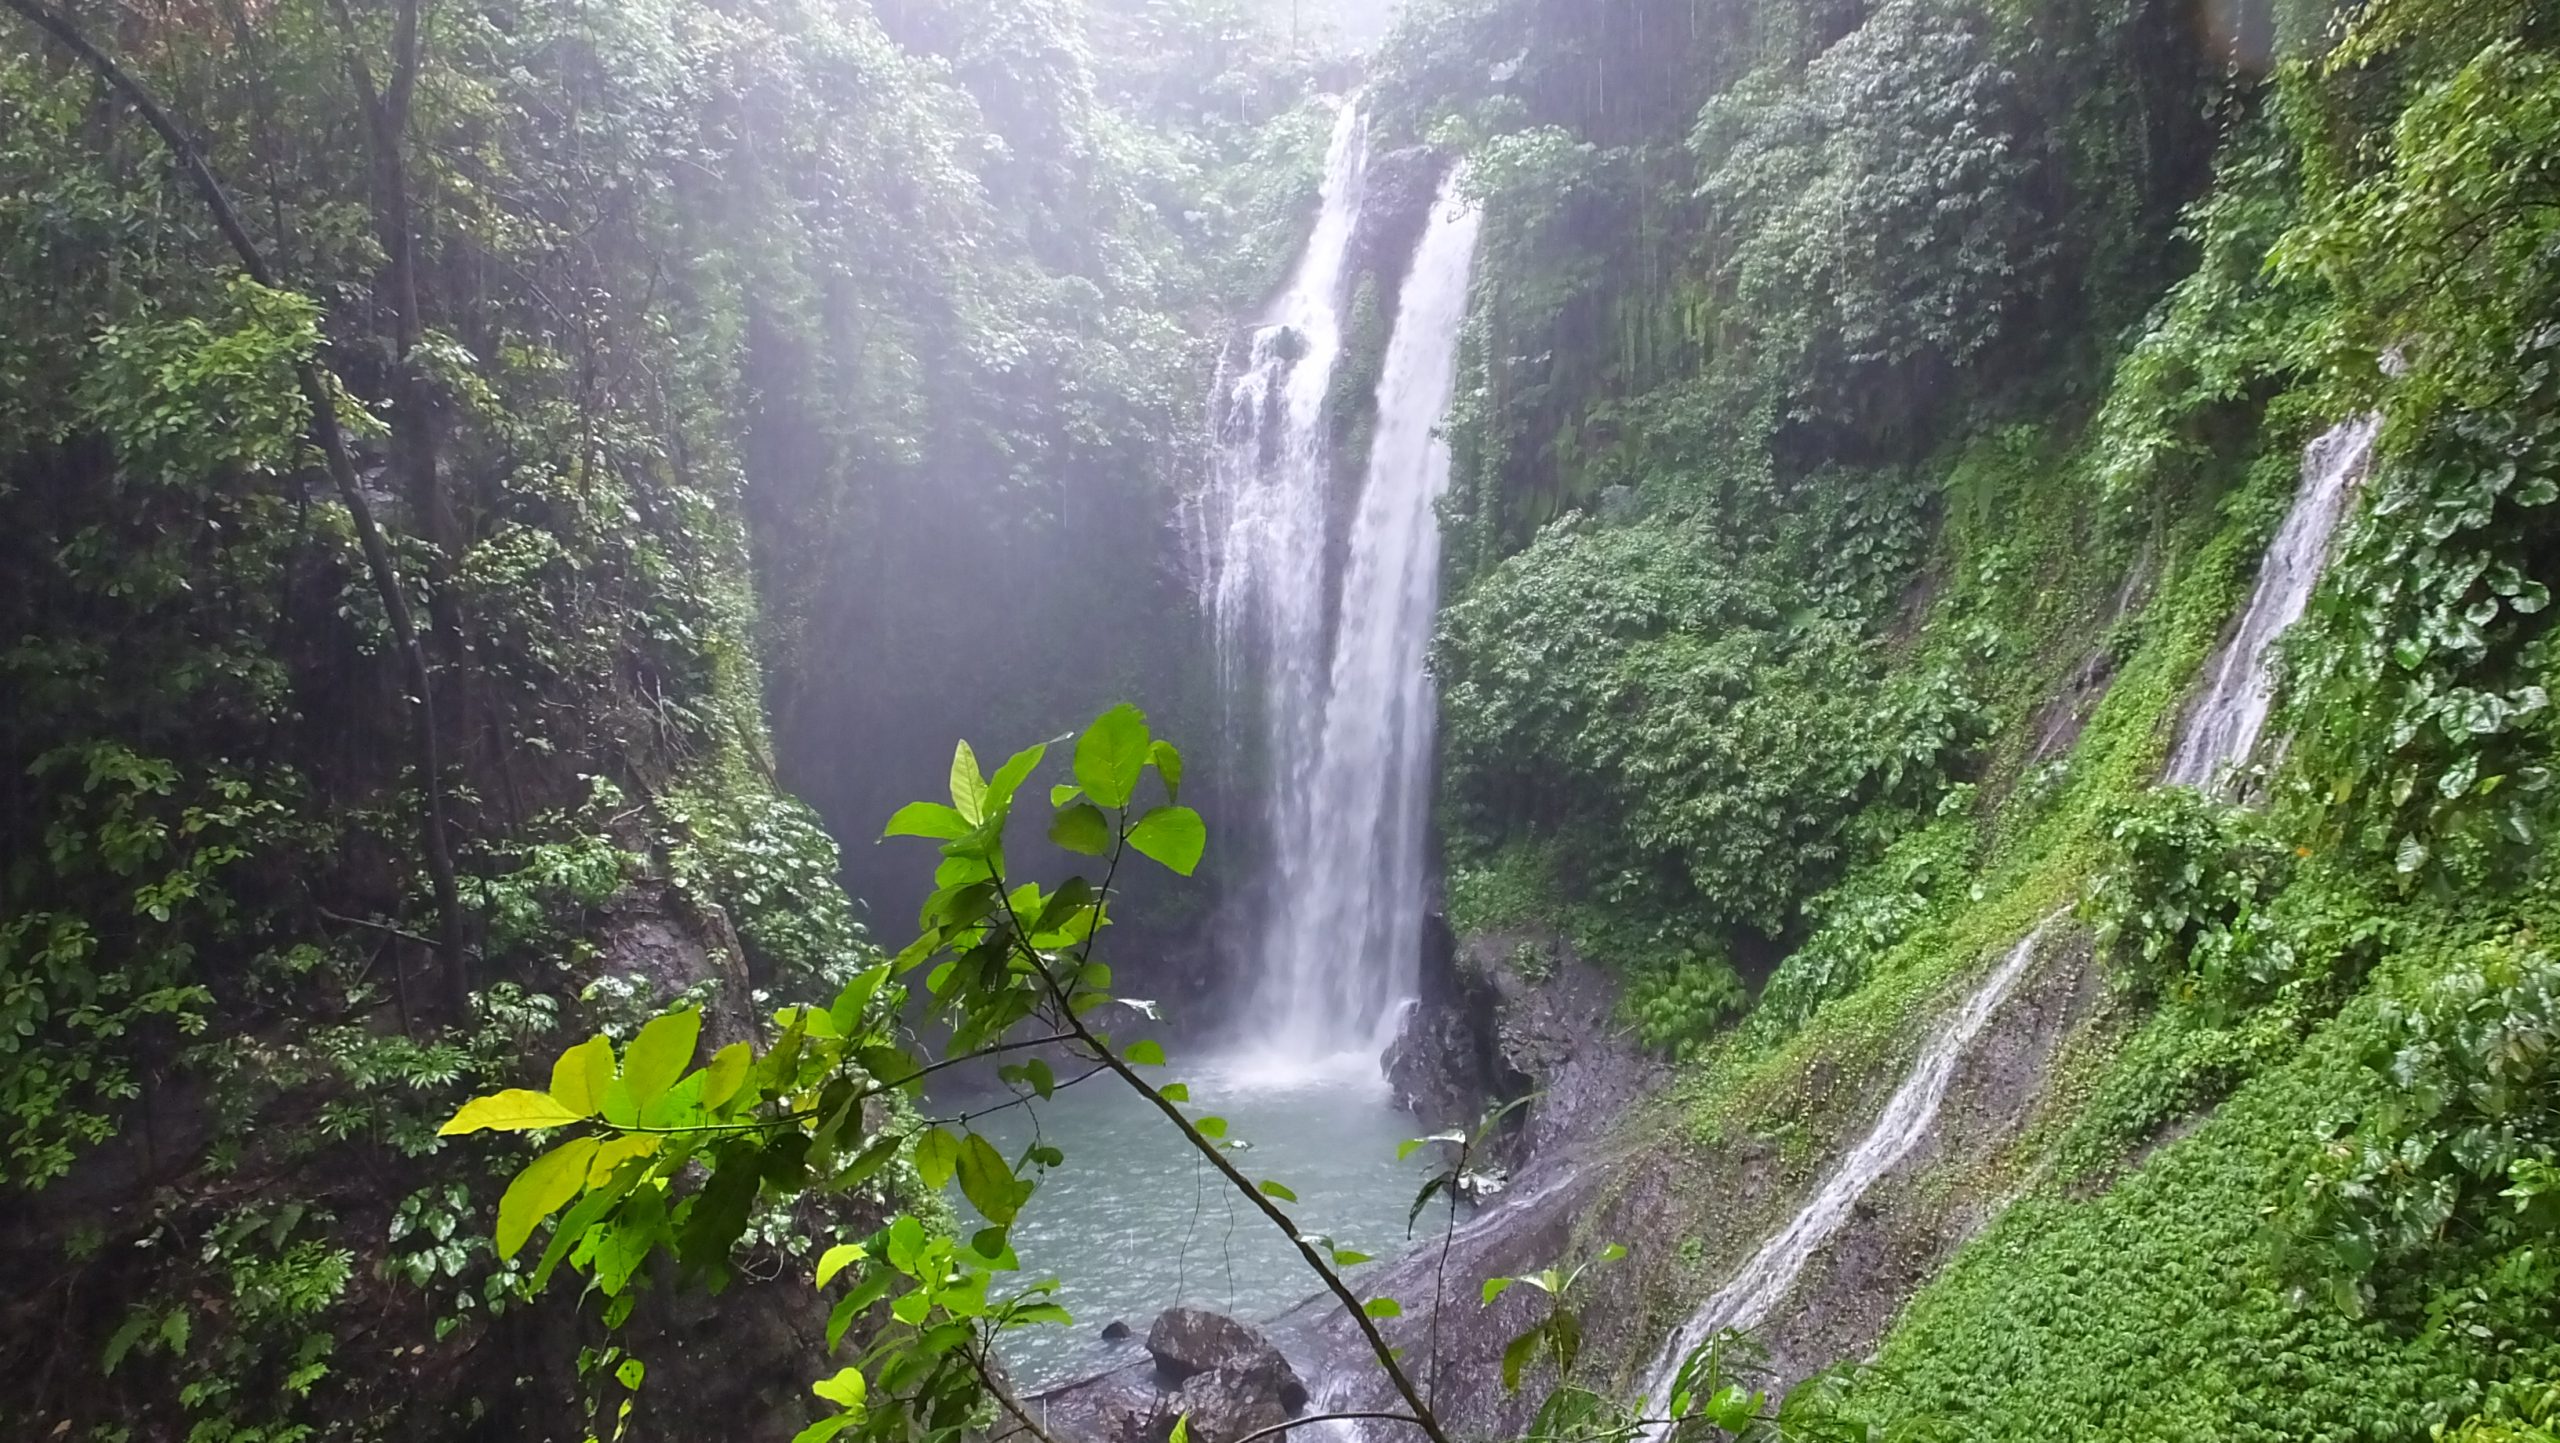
(947, 1049), (1444, 1392)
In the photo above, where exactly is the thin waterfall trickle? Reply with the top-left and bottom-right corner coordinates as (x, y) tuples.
(1195, 137), (1483, 1073)
(1630, 417), (2387, 1421)
(1631, 928), (2048, 1436)
(2166, 414), (2384, 791)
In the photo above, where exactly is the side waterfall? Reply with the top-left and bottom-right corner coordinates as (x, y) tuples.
(1199, 133), (1484, 1069)
(1631, 414), (2385, 1423)
(2165, 414), (2385, 790)
(1630, 930), (2047, 1435)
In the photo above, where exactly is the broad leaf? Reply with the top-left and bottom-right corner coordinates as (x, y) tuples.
(813, 1365), (868, 1410)
(1149, 740), (1184, 799)
(957, 1132), (1024, 1224)
(497, 1136), (601, 1260)
(915, 1128), (962, 1191)
(817, 1243), (868, 1288)
(988, 742), (1051, 808)
(699, 1042), (753, 1110)
(1502, 1328), (1542, 1393)
(1126, 806), (1206, 876)
(622, 1010), (701, 1113)
(1050, 803), (1112, 856)
(1074, 704), (1151, 809)
(1125, 1039), (1166, 1067)
(549, 1034), (615, 1117)
(884, 802), (970, 841)
(1259, 1179), (1298, 1202)
(441, 1089), (584, 1136)
(1364, 1296), (1402, 1319)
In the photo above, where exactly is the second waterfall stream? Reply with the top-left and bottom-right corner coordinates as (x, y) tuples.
(1631, 412), (2382, 1428)
(1196, 103), (1485, 1074)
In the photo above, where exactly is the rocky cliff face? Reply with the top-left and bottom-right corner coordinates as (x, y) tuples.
(1386, 917), (1663, 1171)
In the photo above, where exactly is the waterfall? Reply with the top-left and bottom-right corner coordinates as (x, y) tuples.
(1631, 928), (2047, 1434)
(1196, 128), (1484, 1072)
(2165, 414), (2384, 791)
(1627, 416), (2387, 1424)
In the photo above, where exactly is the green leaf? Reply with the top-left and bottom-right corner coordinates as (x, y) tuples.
(1482, 1277), (1517, 1305)
(957, 1132), (1025, 1225)
(1126, 1039), (1166, 1067)
(441, 1089), (585, 1136)
(549, 1035), (615, 1117)
(1196, 1116), (1228, 1139)
(859, 1045), (923, 1091)
(792, 1417), (857, 1443)
(1050, 803), (1112, 857)
(1364, 1296), (1403, 1319)
(1025, 1057), (1056, 1099)
(884, 802), (970, 840)
(1074, 704), (1151, 809)
(949, 741), (989, 823)
(989, 742), (1051, 808)
(1333, 1249), (1372, 1266)
(1126, 806), (1207, 876)
(1150, 740), (1184, 799)
(615, 1359), (645, 1391)
(1170, 1416), (1192, 1443)
(698, 1042), (753, 1111)
(1408, 1175), (1449, 1233)
(622, 1010), (701, 1114)
(1050, 783), (1083, 808)
(1160, 1083), (1189, 1103)
(915, 1127), (961, 1191)
(497, 1136), (601, 1260)
(812, 1365), (868, 1410)
(1259, 1179), (1298, 1202)
(817, 1243), (868, 1289)
(1502, 1328), (1542, 1393)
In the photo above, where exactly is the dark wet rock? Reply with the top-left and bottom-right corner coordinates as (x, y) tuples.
(1147, 1308), (1303, 1408)
(1103, 1319), (1134, 1343)
(1387, 920), (1662, 1172)
(1172, 1364), (1296, 1443)
(1345, 146), (1448, 303)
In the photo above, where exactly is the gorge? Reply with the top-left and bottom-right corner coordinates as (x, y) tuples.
(5, 2), (2558, 1442)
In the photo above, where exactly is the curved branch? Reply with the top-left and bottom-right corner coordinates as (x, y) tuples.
(2, 0), (468, 981)
(993, 837), (1458, 1443)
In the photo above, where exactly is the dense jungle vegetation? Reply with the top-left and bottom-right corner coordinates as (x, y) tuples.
(5, 0), (2560, 1439)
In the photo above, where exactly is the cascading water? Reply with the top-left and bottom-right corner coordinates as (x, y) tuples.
(1199, 126), (1485, 1070)
(1628, 415), (2388, 1425)
(1631, 929), (2047, 1434)
(2165, 414), (2384, 791)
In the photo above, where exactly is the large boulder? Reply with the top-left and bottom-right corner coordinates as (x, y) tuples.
(1172, 1364), (1296, 1443)
(1145, 1308), (1307, 1411)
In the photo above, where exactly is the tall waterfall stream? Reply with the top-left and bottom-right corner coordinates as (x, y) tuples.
(975, 111), (1486, 1389)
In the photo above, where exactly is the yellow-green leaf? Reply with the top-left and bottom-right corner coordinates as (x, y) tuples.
(440, 1089), (585, 1136)
(699, 1042), (753, 1110)
(549, 1034), (615, 1118)
(949, 741), (988, 823)
(1126, 1039), (1166, 1067)
(498, 1136), (601, 1260)
(586, 1134), (660, 1187)
(817, 1243), (869, 1288)
(812, 1365), (868, 1411)
(622, 1010), (700, 1113)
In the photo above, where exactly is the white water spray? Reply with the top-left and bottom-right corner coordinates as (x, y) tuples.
(2165, 414), (2383, 791)
(1199, 133), (1484, 1072)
